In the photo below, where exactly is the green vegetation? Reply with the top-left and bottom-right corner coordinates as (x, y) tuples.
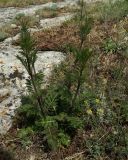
(1, 0), (128, 159)
(16, 0), (92, 151)
(15, 0), (128, 159)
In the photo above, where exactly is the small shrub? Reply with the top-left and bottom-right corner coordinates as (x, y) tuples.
(17, 127), (34, 147)
(16, 0), (92, 151)
(15, 1), (128, 159)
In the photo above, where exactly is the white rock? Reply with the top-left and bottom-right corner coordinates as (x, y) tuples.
(0, 89), (10, 100)
(10, 23), (17, 29)
(0, 1), (77, 26)
(0, 43), (65, 134)
(36, 15), (39, 18)
(40, 14), (74, 29)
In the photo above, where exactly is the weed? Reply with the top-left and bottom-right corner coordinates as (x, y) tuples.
(103, 38), (118, 53)
(13, 0), (128, 159)
(16, 0), (92, 151)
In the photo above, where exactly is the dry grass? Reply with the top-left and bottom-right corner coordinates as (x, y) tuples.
(0, 0), (64, 7)
(34, 21), (80, 51)
(13, 20), (80, 51)
(36, 6), (77, 19)
(0, 24), (19, 34)
(0, 128), (85, 160)
(33, 16), (128, 100)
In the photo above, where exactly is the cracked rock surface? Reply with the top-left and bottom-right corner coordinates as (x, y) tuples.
(0, 41), (65, 134)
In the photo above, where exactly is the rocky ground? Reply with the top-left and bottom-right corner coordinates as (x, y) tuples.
(0, 0), (78, 134)
(0, 0), (127, 160)
(0, 0), (109, 134)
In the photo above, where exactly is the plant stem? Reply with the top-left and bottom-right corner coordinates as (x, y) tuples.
(71, 65), (84, 108)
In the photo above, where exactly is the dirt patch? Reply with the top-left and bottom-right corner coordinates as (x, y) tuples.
(0, 128), (85, 160)
(34, 22), (80, 52)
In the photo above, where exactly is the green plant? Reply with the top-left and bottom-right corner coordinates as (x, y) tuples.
(103, 38), (118, 53)
(8, 0), (128, 158)
(82, 36), (128, 159)
(67, 0), (93, 108)
(16, 0), (93, 151)
(16, 22), (45, 117)
(16, 1), (127, 157)
(18, 127), (34, 147)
